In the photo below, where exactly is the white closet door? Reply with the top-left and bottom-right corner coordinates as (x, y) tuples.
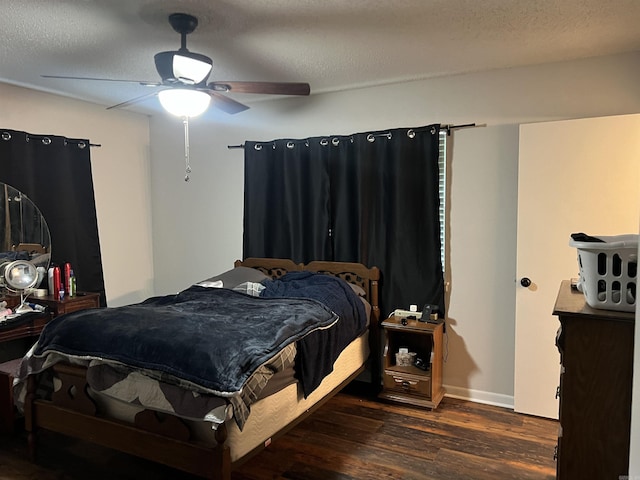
(514, 114), (640, 418)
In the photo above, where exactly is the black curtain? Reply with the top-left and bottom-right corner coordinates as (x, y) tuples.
(244, 139), (332, 262)
(243, 125), (444, 318)
(0, 129), (106, 306)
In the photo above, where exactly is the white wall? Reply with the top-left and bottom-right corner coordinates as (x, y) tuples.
(0, 83), (153, 306)
(149, 51), (640, 405)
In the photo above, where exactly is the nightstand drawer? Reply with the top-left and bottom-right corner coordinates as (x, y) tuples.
(383, 371), (431, 398)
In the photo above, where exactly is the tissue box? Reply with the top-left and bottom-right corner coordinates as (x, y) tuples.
(395, 351), (416, 366)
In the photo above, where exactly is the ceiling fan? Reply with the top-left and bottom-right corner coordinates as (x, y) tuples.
(42, 12), (311, 116)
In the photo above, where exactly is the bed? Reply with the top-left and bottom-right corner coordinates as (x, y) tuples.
(16, 258), (381, 480)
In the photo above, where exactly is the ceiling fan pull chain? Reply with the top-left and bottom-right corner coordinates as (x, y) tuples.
(183, 116), (192, 182)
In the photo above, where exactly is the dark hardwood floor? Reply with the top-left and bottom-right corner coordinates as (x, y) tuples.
(0, 392), (557, 480)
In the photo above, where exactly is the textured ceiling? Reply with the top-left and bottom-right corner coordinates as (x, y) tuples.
(1, 0), (639, 116)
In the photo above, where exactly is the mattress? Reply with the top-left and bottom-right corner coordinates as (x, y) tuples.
(90, 330), (369, 463)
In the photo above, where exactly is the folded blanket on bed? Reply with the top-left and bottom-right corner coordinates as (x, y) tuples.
(260, 271), (367, 396)
(31, 286), (336, 394)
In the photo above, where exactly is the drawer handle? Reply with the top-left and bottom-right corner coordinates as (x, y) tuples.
(393, 377), (418, 387)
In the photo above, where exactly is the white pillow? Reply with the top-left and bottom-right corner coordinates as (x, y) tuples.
(195, 266), (270, 289)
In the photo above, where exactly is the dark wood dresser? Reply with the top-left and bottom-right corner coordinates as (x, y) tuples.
(553, 280), (635, 480)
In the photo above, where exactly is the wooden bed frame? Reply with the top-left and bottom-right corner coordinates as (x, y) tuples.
(23, 258), (380, 480)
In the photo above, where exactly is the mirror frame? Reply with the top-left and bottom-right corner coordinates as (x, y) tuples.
(0, 183), (51, 291)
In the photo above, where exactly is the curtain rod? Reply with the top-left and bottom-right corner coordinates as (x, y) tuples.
(2, 131), (102, 148)
(443, 122), (477, 136)
(227, 123), (478, 149)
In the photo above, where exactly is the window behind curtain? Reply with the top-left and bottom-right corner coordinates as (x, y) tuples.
(438, 130), (447, 270)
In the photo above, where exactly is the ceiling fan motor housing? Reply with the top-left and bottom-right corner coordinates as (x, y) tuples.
(155, 13), (212, 85)
(154, 51), (213, 85)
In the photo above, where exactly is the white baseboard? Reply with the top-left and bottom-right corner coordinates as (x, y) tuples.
(443, 384), (514, 410)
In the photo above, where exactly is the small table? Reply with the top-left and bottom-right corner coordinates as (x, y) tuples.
(0, 292), (101, 434)
(0, 311), (51, 434)
(378, 315), (445, 409)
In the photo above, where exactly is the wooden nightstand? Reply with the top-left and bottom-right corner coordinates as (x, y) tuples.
(0, 292), (100, 434)
(378, 315), (445, 409)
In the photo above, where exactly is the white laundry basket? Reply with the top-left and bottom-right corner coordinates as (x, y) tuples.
(569, 234), (638, 312)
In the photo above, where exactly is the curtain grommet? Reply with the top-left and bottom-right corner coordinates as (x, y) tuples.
(320, 138), (329, 146)
(41, 137), (51, 145)
(407, 129), (416, 139)
(1, 132), (11, 141)
(254, 144), (262, 151)
(366, 134), (375, 143)
(331, 138), (340, 146)
(286, 141), (295, 149)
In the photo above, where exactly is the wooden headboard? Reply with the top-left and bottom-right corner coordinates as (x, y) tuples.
(235, 258), (380, 321)
(234, 257), (302, 279)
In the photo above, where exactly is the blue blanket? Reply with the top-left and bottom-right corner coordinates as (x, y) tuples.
(260, 271), (367, 396)
(33, 286), (339, 395)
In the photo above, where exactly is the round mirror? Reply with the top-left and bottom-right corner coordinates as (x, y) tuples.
(0, 183), (51, 276)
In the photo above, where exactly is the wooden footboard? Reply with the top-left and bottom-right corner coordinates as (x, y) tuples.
(25, 361), (365, 480)
(25, 364), (231, 480)
(22, 258), (381, 480)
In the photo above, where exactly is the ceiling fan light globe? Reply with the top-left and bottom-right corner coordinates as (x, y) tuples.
(158, 88), (211, 117)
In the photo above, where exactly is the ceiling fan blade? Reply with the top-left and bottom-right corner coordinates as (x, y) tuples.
(208, 91), (250, 114)
(42, 74), (161, 87)
(106, 91), (161, 110)
(208, 81), (310, 96)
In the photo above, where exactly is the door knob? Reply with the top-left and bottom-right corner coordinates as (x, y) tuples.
(520, 277), (532, 287)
